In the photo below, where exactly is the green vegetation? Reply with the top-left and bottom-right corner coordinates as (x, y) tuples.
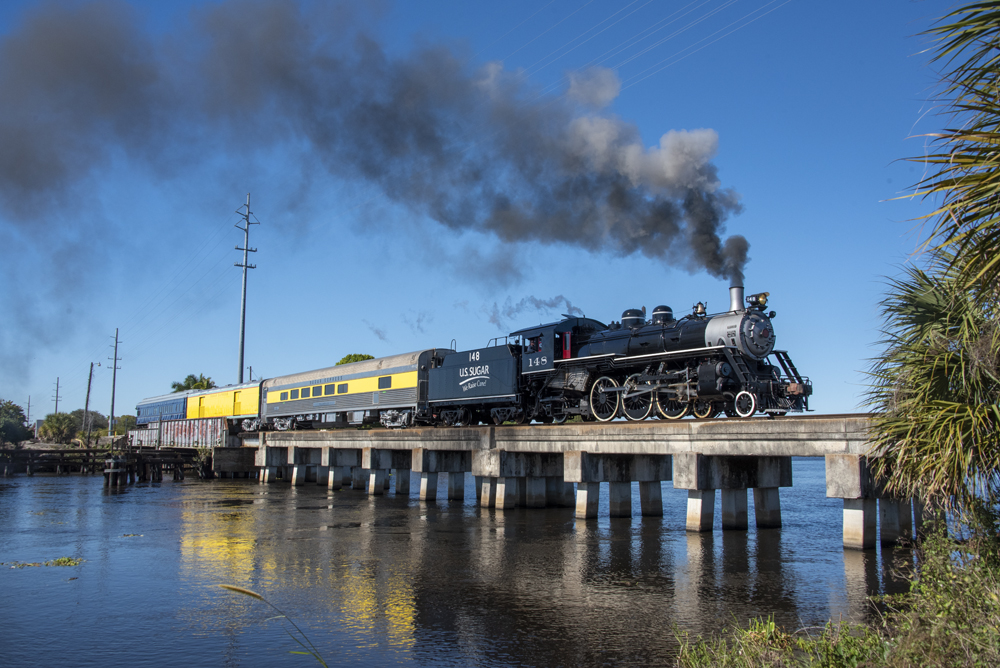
(171, 373), (217, 392)
(866, 254), (1000, 506)
(38, 413), (77, 444)
(908, 1), (1000, 291)
(336, 353), (374, 366)
(676, 525), (1000, 667)
(111, 414), (137, 435)
(3, 557), (84, 568)
(0, 399), (32, 446)
(68, 408), (108, 435)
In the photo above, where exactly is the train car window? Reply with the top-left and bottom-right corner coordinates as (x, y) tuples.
(324, 384), (335, 395)
(338, 383), (348, 394)
(378, 376), (391, 389)
(302, 387), (311, 398)
(280, 391), (289, 401)
(313, 386), (322, 397)
(290, 389), (299, 399)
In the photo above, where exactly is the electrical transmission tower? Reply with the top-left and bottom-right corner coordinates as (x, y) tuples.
(52, 378), (60, 414)
(235, 194), (259, 384)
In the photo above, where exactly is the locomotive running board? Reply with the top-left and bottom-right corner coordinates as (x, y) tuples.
(553, 345), (728, 366)
(609, 345), (728, 364)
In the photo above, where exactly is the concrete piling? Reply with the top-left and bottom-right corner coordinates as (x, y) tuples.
(368, 469), (386, 496)
(686, 490), (715, 532)
(420, 472), (438, 501)
(395, 469), (412, 495)
(496, 477), (518, 509)
(479, 477), (497, 508)
(720, 488), (748, 530)
(546, 478), (575, 508)
(327, 466), (343, 490)
(523, 476), (546, 508)
(608, 482), (631, 518)
(575, 482), (600, 519)
(639, 481), (663, 517)
(843, 498), (877, 550)
(878, 499), (902, 545)
(752, 487), (782, 528)
(447, 472), (465, 500)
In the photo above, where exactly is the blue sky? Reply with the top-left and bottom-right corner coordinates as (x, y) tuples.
(0, 0), (953, 421)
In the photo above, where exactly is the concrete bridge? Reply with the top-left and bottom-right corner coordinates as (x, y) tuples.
(232, 414), (912, 550)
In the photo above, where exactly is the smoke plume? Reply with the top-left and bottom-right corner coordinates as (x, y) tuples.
(0, 0), (749, 284)
(484, 295), (584, 331)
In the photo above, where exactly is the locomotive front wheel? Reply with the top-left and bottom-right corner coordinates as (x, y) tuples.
(590, 376), (620, 422)
(622, 374), (653, 421)
(734, 391), (757, 418)
(655, 391), (689, 419)
(692, 400), (719, 419)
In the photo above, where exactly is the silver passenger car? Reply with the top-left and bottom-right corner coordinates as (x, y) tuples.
(260, 349), (452, 429)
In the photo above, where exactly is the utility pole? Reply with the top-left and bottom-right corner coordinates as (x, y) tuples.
(108, 329), (121, 437)
(52, 378), (60, 414)
(235, 193), (258, 384)
(83, 362), (100, 446)
(26, 395), (30, 429)
(247, 366), (253, 382)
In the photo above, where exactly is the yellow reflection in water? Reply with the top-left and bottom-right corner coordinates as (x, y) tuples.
(177, 498), (415, 650)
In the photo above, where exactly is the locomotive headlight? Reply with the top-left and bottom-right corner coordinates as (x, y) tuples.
(746, 292), (769, 309)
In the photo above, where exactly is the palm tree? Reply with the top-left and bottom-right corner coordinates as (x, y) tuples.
(909, 2), (1000, 290)
(867, 2), (1000, 510)
(171, 374), (217, 393)
(866, 253), (1000, 507)
(39, 413), (77, 445)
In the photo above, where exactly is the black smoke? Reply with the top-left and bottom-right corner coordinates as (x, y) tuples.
(0, 0), (749, 283)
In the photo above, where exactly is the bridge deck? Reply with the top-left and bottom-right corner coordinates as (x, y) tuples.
(248, 413), (871, 457)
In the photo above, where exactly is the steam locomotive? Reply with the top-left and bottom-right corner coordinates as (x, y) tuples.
(238, 284), (811, 431)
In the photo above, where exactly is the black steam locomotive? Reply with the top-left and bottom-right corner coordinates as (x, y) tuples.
(416, 284), (811, 427)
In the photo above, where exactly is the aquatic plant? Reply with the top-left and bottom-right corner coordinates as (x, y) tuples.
(217, 585), (328, 667)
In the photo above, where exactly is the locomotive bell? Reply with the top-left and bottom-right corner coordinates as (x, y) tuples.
(693, 302), (706, 316)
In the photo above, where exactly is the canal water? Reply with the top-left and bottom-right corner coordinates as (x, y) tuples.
(0, 458), (909, 667)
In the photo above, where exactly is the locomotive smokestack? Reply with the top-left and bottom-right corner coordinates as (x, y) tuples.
(729, 285), (744, 312)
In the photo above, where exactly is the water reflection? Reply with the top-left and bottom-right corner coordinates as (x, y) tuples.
(0, 462), (913, 668)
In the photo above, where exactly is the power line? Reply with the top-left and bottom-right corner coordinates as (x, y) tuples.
(621, 0), (795, 91)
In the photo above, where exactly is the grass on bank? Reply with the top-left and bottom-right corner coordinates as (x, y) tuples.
(674, 527), (1000, 668)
